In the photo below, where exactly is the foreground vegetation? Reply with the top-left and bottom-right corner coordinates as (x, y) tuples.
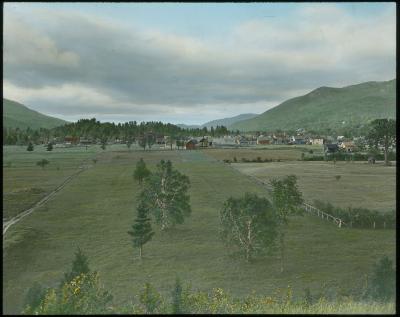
(22, 250), (395, 314)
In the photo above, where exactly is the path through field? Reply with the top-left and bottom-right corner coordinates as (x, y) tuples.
(3, 163), (93, 235)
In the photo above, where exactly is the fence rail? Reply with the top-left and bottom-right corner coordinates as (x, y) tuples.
(227, 163), (345, 228)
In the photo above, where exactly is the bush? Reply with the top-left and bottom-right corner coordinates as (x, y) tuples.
(27, 142), (34, 151)
(233, 156), (237, 163)
(36, 159), (50, 169)
(23, 282), (47, 312)
(365, 256), (396, 302)
(335, 175), (341, 181)
(312, 200), (395, 229)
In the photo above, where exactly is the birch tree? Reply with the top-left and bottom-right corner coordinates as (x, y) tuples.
(140, 160), (191, 230)
(270, 175), (303, 273)
(220, 193), (278, 262)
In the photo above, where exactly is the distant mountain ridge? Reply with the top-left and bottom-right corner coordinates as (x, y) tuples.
(177, 113), (258, 129)
(230, 79), (396, 132)
(202, 113), (258, 128)
(3, 98), (68, 130)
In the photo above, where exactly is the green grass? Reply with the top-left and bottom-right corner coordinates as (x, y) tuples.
(233, 160), (396, 211)
(3, 147), (395, 314)
(3, 145), (102, 220)
(203, 144), (324, 162)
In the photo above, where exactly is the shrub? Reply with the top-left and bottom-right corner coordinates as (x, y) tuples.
(36, 159), (50, 169)
(233, 156), (237, 163)
(23, 282), (47, 312)
(335, 175), (341, 181)
(365, 256), (395, 302)
(139, 282), (162, 314)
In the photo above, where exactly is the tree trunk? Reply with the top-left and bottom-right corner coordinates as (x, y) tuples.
(280, 232), (285, 273)
(139, 245), (142, 259)
(384, 143), (389, 166)
(246, 220), (252, 262)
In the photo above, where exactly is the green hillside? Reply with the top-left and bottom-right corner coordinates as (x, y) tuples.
(231, 79), (396, 132)
(3, 98), (67, 130)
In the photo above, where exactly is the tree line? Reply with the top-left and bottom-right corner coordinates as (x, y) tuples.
(3, 118), (230, 145)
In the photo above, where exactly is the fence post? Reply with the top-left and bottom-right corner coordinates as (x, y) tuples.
(384, 221), (386, 229)
(339, 219), (342, 228)
(373, 221), (376, 229)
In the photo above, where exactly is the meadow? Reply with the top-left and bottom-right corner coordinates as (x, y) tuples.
(230, 160), (396, 212)
(205, 144), (324, 162)
(2, 145), (396, 314)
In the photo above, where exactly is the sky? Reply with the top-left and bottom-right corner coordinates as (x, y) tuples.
(3, 2), (396, 125)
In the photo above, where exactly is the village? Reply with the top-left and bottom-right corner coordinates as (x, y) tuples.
(49, 128), (373, 157)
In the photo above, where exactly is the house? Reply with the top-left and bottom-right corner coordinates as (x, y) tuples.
(310, 138), (324, 145)
(212, 136), (236, 146)
(79, 139), (92, 145)
(340, 141), (356, 152)
(185, 139), (197, 150)
(272, 133), (288, 145)
(64, 136), (79, 144)
(198, 137), (211, 147)
(290, 136), (306, 145)
(324, 143), (339, 154)
(337, 136), (345, 144)
(257, 135), (273, 145)
(156, 135), (165, 145)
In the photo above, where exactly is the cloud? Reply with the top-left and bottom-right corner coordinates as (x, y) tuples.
(3, 4), (396, 124)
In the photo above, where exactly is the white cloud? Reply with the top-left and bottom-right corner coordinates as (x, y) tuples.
(3, 4), (396, 124)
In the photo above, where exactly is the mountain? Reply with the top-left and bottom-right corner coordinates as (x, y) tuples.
(3, 98), (68, 130)
(230, 79), (396, 132)
(202, 113), (258, 128)
(177, 113), (259, 130)
(176, 123), (201, 129)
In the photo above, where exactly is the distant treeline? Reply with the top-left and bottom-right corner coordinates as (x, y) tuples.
(3, 118), (230, 145)
(313, 200), (395, 229)
(303, 152), (396, 161)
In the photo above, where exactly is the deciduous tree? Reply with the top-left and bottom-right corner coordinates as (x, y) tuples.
(220, 193), (278, 262)
(366, 119), (396, 166)
(270, 175), (303, 272)
(140, 160), (191, 230)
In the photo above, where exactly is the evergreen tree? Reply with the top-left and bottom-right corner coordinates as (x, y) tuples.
(128, 204), (154, 258)
(133, 158), (151, 185)
(46, 143), (53, 151)
(27, 142), (34, 151)
(140, 160), (191, 230)
(171, 277), (183, 314)
(62, 247), (90, 285)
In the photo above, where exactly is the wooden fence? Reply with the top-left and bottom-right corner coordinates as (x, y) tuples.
(227, 163), (345, 228)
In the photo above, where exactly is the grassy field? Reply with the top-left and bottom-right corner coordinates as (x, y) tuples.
(203, 145), (324, 162)
(3, 145), (102, 220)
(3, 146), (396, 314)
(231, 160), (396, 212)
